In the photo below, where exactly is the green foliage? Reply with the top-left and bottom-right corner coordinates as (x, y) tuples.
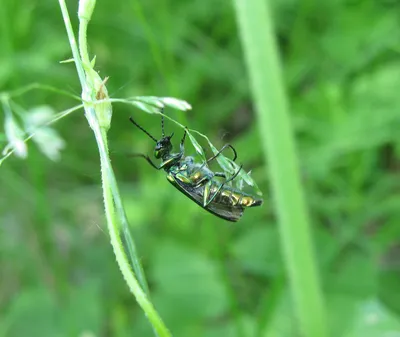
(1, 0), (400, 336)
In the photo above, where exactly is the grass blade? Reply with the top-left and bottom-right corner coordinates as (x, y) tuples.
(233, 1), (328, 336)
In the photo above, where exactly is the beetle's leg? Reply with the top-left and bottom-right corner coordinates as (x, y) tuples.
(174, 172), (193, 184)
(203, 181), (223, 206)
(176, 170), (210, 187)
(203, 165), (243, 207)
(180, 129), (187, 146)
(128, 153), (162, 170)
(206, 144), (237, 164)
(219, 164), (242, 187)
(203, 181), (212, 206)
(197, 144), (237, 173)
(193, 144), (237, 178)
(179, 128), (187, 153)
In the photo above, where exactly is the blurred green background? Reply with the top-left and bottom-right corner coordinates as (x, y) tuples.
(1, 0), (400, 336)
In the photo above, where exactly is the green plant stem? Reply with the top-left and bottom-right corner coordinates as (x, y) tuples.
(92, 118), (169, 336)
(78, 17), (90, 66)
(233, 1), (328, 337)
(96, 124), (150, 297)
(58, 1), (86, 87)
(77, 0), (151, 297)
(58, 1), (170, 335)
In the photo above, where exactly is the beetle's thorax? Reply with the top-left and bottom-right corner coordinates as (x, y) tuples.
(160, 152), (183, 170)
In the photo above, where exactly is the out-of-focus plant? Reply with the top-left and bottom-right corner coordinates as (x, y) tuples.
(233, 0), (328, 336)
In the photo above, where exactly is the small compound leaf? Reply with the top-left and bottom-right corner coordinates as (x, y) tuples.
(32, 128), (65, 161)
(4, 112), (27, 158)
(237, 171), (262, 196)
(189, 129), (262, 195)
(207, 139), (262, 195)
(24, 106), (66, 161)
(209, 142), (236, 174)
(24, 105), (54, 128)
(236, 175), (244, 190)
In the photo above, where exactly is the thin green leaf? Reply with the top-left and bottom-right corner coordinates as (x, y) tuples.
(133, 96), (192, 112)
(59, 58), (75, 63)
(131, 101), (162, 114)
(133, 96), (165, 108)
(33, 128), (65, 161)
(158, 97), (192, 111)
(186, 131), (206, 161)
(188, 128), (261, 192)
(208, 138), (262, 194)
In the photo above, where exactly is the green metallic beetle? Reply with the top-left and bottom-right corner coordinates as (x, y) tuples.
(129, 114), (263, 222)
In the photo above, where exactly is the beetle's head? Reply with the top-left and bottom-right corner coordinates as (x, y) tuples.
(154, 133), (174, 159)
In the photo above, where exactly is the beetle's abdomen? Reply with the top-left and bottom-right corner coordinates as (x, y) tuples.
(211, 183), (263, 208)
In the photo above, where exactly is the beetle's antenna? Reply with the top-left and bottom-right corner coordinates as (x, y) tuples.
(160, 108), (165, 137)
(129, 117), (157, 142)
